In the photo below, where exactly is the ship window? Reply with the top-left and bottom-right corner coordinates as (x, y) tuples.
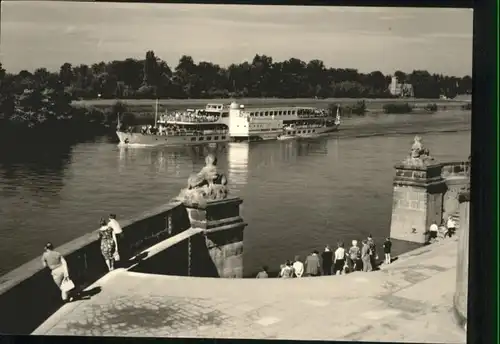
(264, 111), (268, 116)
(287, 132), (291, 135)
(307, 130), (311, 133)
(259, 113), (263, 117)
(313, 130), (316, 133)
(198, 137), (204, 141)
(214, 136), (219, 140)
(222, 136), (226, 139)
(287, 110), (291, 115)
(207, 136), (212, 140)
(279, 111), (283, 115)
(190, 137), (196, 141)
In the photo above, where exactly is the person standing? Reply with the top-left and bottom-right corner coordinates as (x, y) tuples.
(304, 250), (321, 276)
(333, 242), (346, 275)
(98, 219), (116, 272)
(321, 245), (333, 275)
(367, 234), (378, 269)
(42, 243), (73, 302)
(292, 255), (304, 278)
(361, 240), (372, 272)
(256, 266), (269, 278)
(348, 240), (361, 272)
(108, 214), (124, 262)
(383, 238), (392, 265)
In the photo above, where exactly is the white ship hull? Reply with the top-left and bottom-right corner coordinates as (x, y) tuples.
(232, 124), (339, 142)
(116, 131), (229, 147)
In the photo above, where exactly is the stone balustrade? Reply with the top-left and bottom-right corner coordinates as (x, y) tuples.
(440, 161), (470, 179)
(0, 201), (191, 334)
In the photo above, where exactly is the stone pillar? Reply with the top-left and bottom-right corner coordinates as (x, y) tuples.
(441, 161), (471, 223)
(442, 176), (469, 221)
(454, 192), (469, 330)
(184, 197), (247, 278)
(389, 163), (447, 243)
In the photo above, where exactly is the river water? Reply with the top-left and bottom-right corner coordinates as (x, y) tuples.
(0, 111), (471, 277)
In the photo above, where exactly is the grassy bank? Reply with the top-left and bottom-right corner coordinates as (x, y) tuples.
(73, 98), (470, 120)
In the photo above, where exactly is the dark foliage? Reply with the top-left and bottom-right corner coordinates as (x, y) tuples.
(424, 103), (438, 112)
(383, 103), (413, 114)
(461, 102), (472, 110)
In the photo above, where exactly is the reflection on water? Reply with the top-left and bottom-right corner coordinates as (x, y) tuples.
(0, 111), (471, 276)
(227, 143), (249, 191)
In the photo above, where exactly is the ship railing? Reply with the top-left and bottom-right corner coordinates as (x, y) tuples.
(162, 114), (220, 123)
(156, 130), (229, 137)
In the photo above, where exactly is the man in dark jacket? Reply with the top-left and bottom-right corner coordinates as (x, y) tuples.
(367, 234), (378, 269)
(321, 246), (333, 275)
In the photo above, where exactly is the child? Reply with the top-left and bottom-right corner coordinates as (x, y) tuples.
(383, 237), (392, 265)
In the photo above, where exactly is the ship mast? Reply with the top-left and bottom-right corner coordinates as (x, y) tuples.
(154, 98), (159, 128)
(335, 105), (341, 125)
(116, 110), (121, 130)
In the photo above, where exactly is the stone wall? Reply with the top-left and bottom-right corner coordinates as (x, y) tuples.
(110, 197), (247, 278)
(441, 162), (470, 222)
(454, 192), (470, 329)
(390, 161), (470, 244)
(390, 164), (447, 243)
(0, 201), (191, 334)
(184, 197), (247, 278)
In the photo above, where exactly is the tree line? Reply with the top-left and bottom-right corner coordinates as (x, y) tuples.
(0, 51), (472, 137)
(2, 51), (471, 101)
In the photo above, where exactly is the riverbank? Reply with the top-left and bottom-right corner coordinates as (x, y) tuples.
(73, 97), (469, 116)
(32, 237), (464, 342)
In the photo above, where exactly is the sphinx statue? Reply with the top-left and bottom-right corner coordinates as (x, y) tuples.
(176, 154), (229, 206)
(403, 135), (434, 166)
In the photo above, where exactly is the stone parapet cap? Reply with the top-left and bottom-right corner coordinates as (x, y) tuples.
(204, 221), (248, 235)
(183, 196), (243, 210)
(394, 162), (443, 171)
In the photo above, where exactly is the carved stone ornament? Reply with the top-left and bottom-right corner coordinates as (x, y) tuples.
(176, 154), (229, 205)
(402, 135), (435, 167)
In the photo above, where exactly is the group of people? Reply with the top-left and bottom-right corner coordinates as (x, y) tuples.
(428, 216), (457, 243)
(98, 214), (124, 272)
(256, 235), (393, 279)
(162, 111), (219, 123)
(41, 214), (124, 302)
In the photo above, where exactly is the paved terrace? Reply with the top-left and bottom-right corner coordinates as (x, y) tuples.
(34, 238), (465, 343)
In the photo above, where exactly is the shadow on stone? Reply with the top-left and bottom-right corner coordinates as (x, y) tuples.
(73, 286), (102, 301)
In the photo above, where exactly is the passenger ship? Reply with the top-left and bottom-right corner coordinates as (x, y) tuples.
(223, 101), (341, 142)
(116, 101), (230, 147)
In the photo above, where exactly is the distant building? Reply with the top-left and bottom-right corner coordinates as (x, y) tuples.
(389, 76), (414, 98)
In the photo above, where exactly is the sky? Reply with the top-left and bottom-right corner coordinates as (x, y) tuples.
(0, 2), (473, 76)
